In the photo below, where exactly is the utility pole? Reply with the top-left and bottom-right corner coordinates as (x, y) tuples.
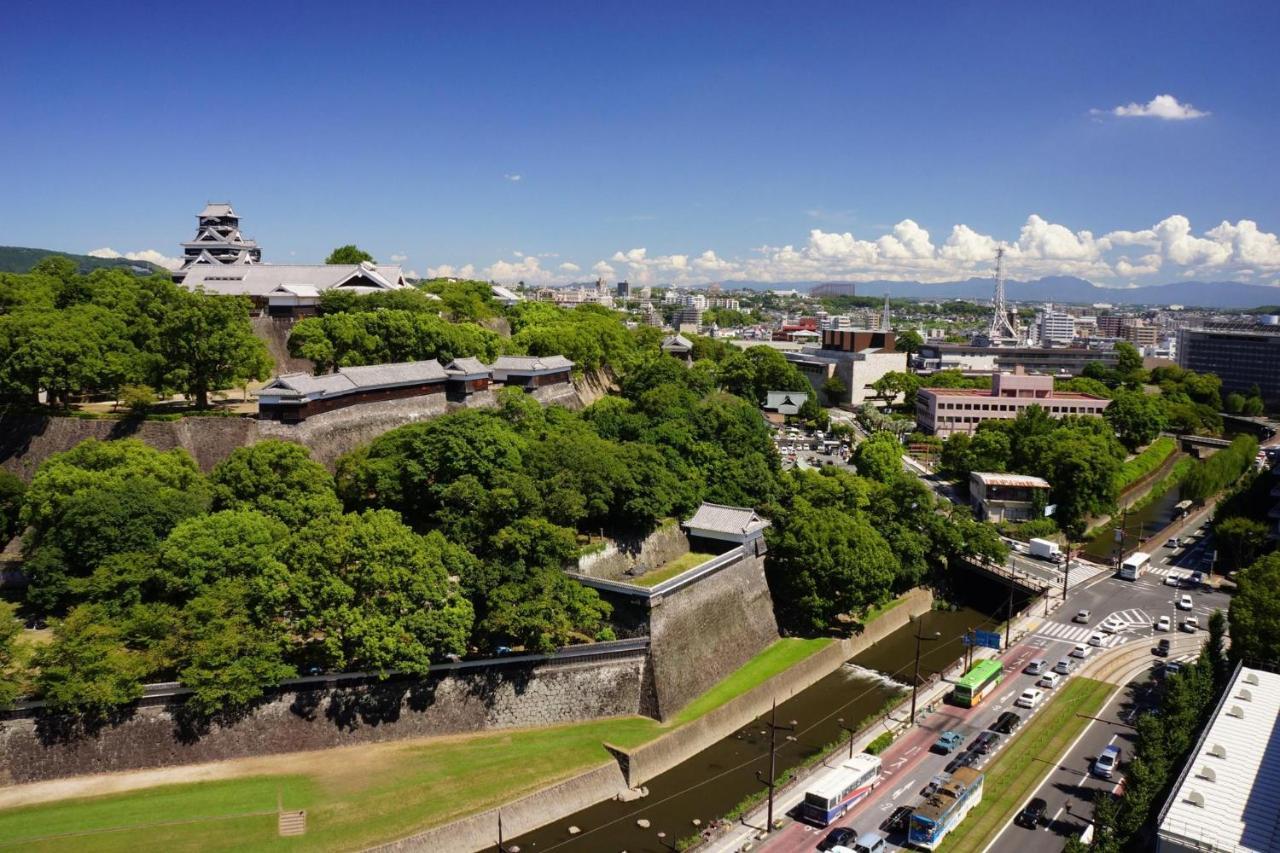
(754, 700), (797, 833)
(1005, 579), (1015, 650)
(911, 617), (943, 723)
(837, 717), (856, 759)
(496, 812), (516, 853)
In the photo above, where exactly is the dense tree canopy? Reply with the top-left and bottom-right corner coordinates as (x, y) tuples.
(1229, 552), (1280, 667)
(325, 244), (374, 265)
(210, 441), (343, 527)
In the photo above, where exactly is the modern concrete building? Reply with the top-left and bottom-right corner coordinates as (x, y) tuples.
(1155, 665), (1280, 853)
(969, 472), (1051, 522)
(1038, 307), (1076, 345)
(915, 368), (1109, 438)
(913, 343), (1119, 377)
(784, 329), (907, 408)
(1178, 324), (1280, 405)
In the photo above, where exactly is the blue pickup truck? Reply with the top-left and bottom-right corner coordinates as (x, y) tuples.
(932, 730), (964, 754)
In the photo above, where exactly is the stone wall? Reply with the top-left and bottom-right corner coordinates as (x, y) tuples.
(646, 546), (780, 720)
(576, 521), (689, 581)
(0, 652), (649, 785)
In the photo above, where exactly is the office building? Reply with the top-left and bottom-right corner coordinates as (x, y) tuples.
(784, 329), (906, 407)
(916, 368), (1109, 438)
(1177, 324), (1280, 405)
(616, 280), (632, 299)
(913, 343), (1119, 377)
(1039, 308), (1076, 345)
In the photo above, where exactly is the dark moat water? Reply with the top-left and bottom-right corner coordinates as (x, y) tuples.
(1082, 483), (1186, 562)
(502, 604), (999, 853)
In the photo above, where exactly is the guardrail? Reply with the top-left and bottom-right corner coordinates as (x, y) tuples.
(2, 637), (652, 716)
(567, 546), (748, 599)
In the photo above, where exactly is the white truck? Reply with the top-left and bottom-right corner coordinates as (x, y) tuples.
(1029, 538), (1064, 563)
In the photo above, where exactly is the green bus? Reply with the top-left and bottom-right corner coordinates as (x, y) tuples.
(953, 659), (1003, 708)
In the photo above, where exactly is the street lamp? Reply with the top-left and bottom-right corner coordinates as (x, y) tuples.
(495, 812), (519, 853)
(837, 716), (856, 759)
(911, 616), (943, 723)
(753, 699), (797, 834)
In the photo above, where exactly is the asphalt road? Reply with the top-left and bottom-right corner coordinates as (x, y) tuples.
(746, 512), (1231, 853)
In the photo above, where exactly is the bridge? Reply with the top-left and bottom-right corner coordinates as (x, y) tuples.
(958, 555), (1048, 596)
(1176, 433), (1234, 452)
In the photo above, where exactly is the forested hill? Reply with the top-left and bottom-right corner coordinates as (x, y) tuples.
(0, 246), (164, 275)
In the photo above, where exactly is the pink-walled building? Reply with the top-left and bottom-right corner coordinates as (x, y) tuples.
(915, 368), (1110, 438)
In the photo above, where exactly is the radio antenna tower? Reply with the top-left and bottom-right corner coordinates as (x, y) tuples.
(987, 247), (1017, 342)
(881, 292), (891, 330)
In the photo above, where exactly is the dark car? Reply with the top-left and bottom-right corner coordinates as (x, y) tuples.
(945, 748), (978, 773)
(921, 774), (947, 797)
(1155, 638), (1172, 657)
(881, 806), (912, 835)
(970, 731), (1000, 755)
(1016, 797), (1048, 829)
(816, 826), (858, 851)
(991, 711), (1022, 734)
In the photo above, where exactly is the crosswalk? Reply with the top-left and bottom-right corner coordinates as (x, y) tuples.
(1064, 562), (1109, 586)
(1033, 608), (1152, 645)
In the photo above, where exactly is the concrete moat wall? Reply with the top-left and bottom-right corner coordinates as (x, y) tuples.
(0, 648), (650, 785)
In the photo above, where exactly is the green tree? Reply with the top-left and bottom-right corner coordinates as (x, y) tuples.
(894, 328), (923, 354)
(0, 470), (25, 543)
(1215, 516), (1269, 571)
(1228, 552), (1280, 666)
(156, 510), (290, 600)
(325, 244), (374, 265)
(273, 511), (473, 676)
(1033, 431), (1122, 537)
(821, 374), (848, 405)
(1243, 395), (1265, 416)
(1114, 341), (1145, 381)
(0, 602), (22, 709)
(32, 605), (148, 718)
(1104, 390), (1168, 451)
(1224, 392), (1246, 414)
(160, 290), (271, 408)
(853, 431), (904, 483)
(209, 441), (342, 528)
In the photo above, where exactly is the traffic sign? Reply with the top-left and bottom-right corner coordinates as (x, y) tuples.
(973, 630), (1002, 650)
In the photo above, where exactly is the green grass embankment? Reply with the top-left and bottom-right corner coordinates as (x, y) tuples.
(0, 638), (833, 851)
(631, 551), (717, 587)
(939, 677), (1112, 852)
(1114, 436), (1177, 493)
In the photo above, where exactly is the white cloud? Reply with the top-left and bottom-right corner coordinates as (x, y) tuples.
(426, 263), (477, 279)
(940, 224), (999, 262)
(559, 262), (581, 273)
(1098, 94), (1209, 121)
(87, 247), (182, 270)
(504, 173), (522, 182)
(591, 261), (616, 280)
(390, 253), (408, 262)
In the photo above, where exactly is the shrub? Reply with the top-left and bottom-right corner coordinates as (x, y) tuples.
(865, 731), (895, 755)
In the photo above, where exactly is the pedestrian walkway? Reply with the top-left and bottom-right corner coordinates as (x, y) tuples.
(1063, 561), (1109, 587)
(1033, 622), (1122, 645)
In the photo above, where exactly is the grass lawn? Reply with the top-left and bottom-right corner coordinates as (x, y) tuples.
(630, 551), (716, 587)
(861, 594), (908, 625)
(939, 677), (1112, 852)
(0, 639), (832, 851)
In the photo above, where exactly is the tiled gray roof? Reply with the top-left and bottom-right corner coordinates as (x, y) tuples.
(199, 202), (236, 218)
(683, 502), (770, 535)
(446, 357), (491, 377)
(491, 355), (574, 372)
(181, 263), (406, 297)
(662, 334), (693, 350)
(261, 360), (445, 399)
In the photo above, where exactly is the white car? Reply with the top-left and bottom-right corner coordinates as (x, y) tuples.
(1088, 633), (1106, 647)
(1054, 658), (1074, 675)
(1165, 573), (1183, 587)
(1182, 616), (1200, 632)
(1025, 659), (1049, 675)
(1038, 672), (1062, 689)
(1015, 688), (1044, 709)
(1177, 595), (1193, 611)
(1100, 618), (1123, 634)
(1071, 643), (1093, 659)
(1155, 616), (1172, 632)
(1073, 609), (1091, 624)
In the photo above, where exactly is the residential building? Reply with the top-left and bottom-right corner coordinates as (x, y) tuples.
(180, 261), (408, 316)
(674, 305), (703, 328)
(969, 472), (1051, 523)
(916, 367), (1109, 438)
(784, 329), (906, 407)
(1039, 307), (1076, 345)
(1178, 324), (1280, 405)
(1155, 665), (1280, 853)
(913, 343), (1119, 377)
(175, 202), (261, 277)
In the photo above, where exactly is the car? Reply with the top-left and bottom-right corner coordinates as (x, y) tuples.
(1155, 615), (1172, 632)
(921, 774), (947, 797)
(851, 832), (887, 853)
(1016, 797), (1048, 829)
(970, 731), (1000, 754)
(1072, 643), (1093, 659)
(1100, 618), (1121, 634)
(991, 711), (1022, 734)
(1165, 573), (1183, 587)
(1178, 595), (1193, 611)
(1088, 632), (1107, 647)
(1190, 571), (1205, 587)
(494, 645), (514, 656)
(932, 730), (965, 754)
(881, 806), (913, 834)
(1073, 609), (1091, 623)
(1093, 744), (1122, 779)
(1054, 658), (1074, 675)
(1015, 688), (1044, 709)
(1025, 658), (1049, 675)
(1182, 616), (1200, 632)
(1155, 638), (1172, 656)
(945, 748), (979, 773)
(1166, 537), (1180, 549)
(1037, 672), (1062, 689)
(817, 827), (858, 851)
(1163, 661), (1185, 676)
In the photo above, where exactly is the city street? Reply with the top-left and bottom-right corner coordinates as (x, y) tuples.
(722, 511), (1231, 853)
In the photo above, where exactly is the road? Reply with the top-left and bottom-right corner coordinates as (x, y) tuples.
(729, 511), (1231, 853)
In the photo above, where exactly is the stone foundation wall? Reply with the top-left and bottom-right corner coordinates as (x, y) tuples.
(576, 521), (690, 581)
(647, 548), (780, 720)
(0, 653), (648, 785)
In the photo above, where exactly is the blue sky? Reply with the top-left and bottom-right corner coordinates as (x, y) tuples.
(2, 1), (1279, 287)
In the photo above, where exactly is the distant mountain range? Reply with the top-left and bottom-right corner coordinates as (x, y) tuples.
(732, 276), (1280, 310)
(0, 246), (165, 275)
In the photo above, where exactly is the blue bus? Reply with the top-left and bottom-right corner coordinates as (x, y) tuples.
(800, 753), (882, 826)
(908, 767), (984, 849)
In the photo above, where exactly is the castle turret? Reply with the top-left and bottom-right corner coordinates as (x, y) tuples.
(175, 202), (261, 280)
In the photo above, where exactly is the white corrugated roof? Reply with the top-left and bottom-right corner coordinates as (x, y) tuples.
(1158, 666), (1280, 852)
(970, 472), (1051, 489)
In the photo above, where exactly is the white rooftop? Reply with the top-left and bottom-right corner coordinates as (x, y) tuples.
(970, 472), (1052, 489)
(1157, 665), (1280, 852)
(199, 202), (236, 218)
(181, 263), (407, 298)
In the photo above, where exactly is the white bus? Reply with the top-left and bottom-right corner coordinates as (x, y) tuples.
(801, 753), (882, 826)
(1119, 551), (1150, 581)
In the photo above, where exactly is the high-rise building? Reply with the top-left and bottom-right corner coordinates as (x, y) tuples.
(1039, 306), (1076, 345)
(176, 202), (261, 279)
(616, 280), (632, 299)
(1178, 324), (1280, 404)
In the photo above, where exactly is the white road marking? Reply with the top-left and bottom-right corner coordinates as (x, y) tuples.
(892, 778), (915, 799)
(1047, 804), (1065, 830)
